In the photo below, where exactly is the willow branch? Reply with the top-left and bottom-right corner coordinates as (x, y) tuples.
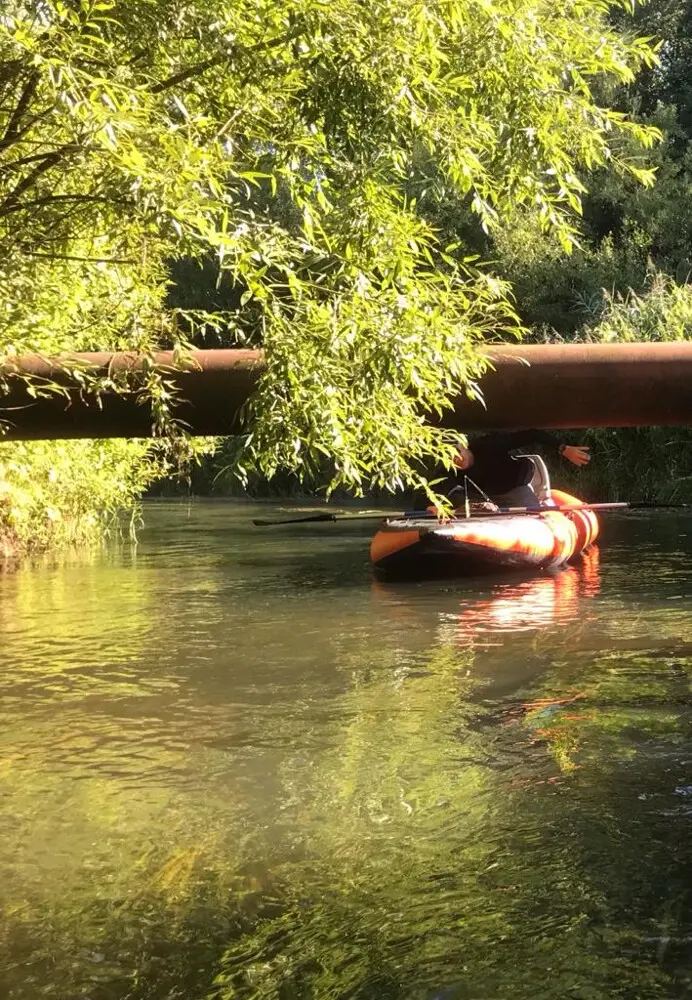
(0, 192), (127, 217)
(0, 71), (39, 151)
(0, 148), (69, 215)
(149, 25), (305, 95)
(17, 248), (137, 263)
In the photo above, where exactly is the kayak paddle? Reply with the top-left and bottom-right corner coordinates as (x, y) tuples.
(252, 500), (692, 527)
(252, 511), (395, 527)
(253, 503), (625, 527)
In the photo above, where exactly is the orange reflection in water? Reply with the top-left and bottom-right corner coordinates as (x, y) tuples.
(372, 546), (601, 647)
(448, 546), (601, 643)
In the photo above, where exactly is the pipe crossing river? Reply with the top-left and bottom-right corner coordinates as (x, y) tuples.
(0, 342), (691, 440)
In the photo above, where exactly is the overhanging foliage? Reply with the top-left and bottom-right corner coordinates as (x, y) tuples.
(1, 0), (660, 502)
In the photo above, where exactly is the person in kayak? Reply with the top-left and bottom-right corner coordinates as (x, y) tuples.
(439, 429), (591, 508)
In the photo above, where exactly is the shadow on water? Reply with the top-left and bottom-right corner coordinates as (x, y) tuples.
(2, 503), (692, 997)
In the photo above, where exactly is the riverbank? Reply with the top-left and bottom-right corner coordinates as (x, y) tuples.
(0, 439), (163, 565)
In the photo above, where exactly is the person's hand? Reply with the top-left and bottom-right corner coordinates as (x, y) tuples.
(561, 444), (591, 466)
(474, 501), (500, 513)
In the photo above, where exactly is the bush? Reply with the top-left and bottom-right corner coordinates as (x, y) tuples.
(0, 440), (167, 560)
(490, 215), (653, 335)
(576, 272), (692, 342)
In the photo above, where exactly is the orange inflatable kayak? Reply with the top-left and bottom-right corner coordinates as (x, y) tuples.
(370, 490), (599, 578)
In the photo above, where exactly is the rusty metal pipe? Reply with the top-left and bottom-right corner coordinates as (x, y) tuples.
(0, 343), (690, 441)
(456, 342), (692, 430)
(0, 349), (262, 440)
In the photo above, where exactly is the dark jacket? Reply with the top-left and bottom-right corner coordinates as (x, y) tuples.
(436, 429), (562, 501)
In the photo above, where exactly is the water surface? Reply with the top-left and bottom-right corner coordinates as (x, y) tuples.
(2, 502), (692, 999)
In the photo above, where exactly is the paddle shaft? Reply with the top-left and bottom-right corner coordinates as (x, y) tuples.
(252, 512), (378, 526)
(499, 502), (628, 514)
(252, 501), (639, 527)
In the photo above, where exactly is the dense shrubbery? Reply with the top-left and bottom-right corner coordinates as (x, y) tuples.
(0, 440), (169, 560)
(0, 0), (663, 553)
(4, 0), (692, 532)
(578, 274), (692, 343)
(490, 218), (653, 337)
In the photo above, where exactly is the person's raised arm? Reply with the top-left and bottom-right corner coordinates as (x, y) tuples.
(470, 430), (591, 466)
(514, 430), (591, 466)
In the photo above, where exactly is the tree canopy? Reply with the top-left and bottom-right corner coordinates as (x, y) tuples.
(1, 0), (660, 500)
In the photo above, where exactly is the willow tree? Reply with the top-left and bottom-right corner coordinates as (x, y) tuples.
(0, 0), (659, 511)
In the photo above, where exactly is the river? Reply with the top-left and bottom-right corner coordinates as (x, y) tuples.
(1, 501), (692, 999)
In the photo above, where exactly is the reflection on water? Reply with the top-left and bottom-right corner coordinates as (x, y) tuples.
(1, 503), (692, 998)
(442, 545), (601, 643)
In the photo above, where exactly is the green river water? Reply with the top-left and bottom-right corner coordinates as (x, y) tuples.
(2, 501), (692, 999)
